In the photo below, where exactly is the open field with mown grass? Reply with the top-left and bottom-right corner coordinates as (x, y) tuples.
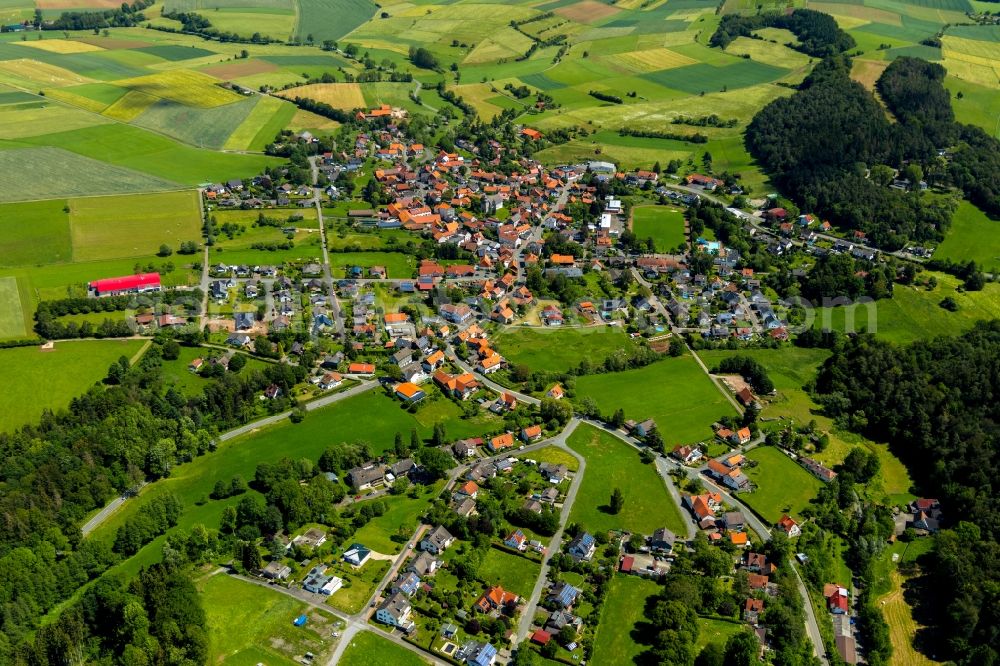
(493, 326), (640, 374)
(69, 191), (202, 261)
(0, 199), (73, 266)
(199, 573), (340, 666)
(695, 616), (746, 651)
(0, 339), (148, 432)
(592, 575), (661, 665)
(742, 445), (823, 523)
(350, 481), (445, 554)
(340, 630), (429, 666)
(575, 354), (738, 445)
(631, 204), (686, 252)
(0, 276), (28, 339)
(567, 424), (686, 535)
(934, 200), (1000, 271)
(518, 445), (580, 472)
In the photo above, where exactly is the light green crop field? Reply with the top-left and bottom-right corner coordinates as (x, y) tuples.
(567, 423), (686, 535)
(0, 145), (182, 201)
(340, 630), (429, 666)
(479, 548), (542, 597)
(131, 96), (261, 150)
(493, 326), (640, 374)
(741, 445), (823, 523)
(631, 205), (686, 252)
(297, 0), (377, 42)
(0, 199), (72, 266)
(0, 276), (28, 339)
(0, 339), (147, 432)
(223, 93), (296, 150)
(592, 575), (662, 666)
(0, 101), (110, 139)
(199, 573), (340, 666)
(575, 354), (738, 445)
(68, 191), (202, 261)
(16, 124), (281, 185)
(934, 200), (1000, 271)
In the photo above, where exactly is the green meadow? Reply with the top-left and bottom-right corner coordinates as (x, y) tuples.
(631, 205), (687, 252)
(0, 339), (148, 432)
(567, 424), (686, 536)
(575, 354), (738, 445)
(741, 445), (823, 523)
(592, 575), (662, 666)
(493, 326), (640, 374)
(934, 200), (1000, 272)
(340, 631), (429, 666)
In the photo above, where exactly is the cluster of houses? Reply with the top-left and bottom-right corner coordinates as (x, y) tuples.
(346, 457), (422, 492)
(204, 174), (315, 208)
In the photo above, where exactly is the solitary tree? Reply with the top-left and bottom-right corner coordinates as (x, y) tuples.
(609, 487), (625, 514)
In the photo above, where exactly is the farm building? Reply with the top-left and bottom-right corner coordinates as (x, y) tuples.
(89, 273), (161, 297)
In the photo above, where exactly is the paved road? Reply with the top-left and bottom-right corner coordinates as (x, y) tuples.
(515, 419), (584, 642)
(448, 347), (541, 405)
(81, 483), (146, 537)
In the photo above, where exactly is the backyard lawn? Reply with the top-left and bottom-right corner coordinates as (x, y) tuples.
(567, 424), (686, 535)
(575, 354), (738, 445)
(592, 575), (661, 666)
(518, 446), (580, 472)
(350, 481), (445, 554)
(479, 547), (542, 598)
(741, 446), (823, 523)
(695, 616), (746, 651)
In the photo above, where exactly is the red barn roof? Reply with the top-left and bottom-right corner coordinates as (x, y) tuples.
(89, 273), (160, 293)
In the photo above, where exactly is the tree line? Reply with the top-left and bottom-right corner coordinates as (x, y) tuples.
(813, 321), (1000, 665)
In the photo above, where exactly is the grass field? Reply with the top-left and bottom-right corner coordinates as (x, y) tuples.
(0, 102), (109, 139)
(132, 96), (261, 150)
(0, 339), (147, 432)
(328, 252), (415, 278)
(223, 93), (296, 150)
(69, 191), (201, 261)
(567, 424), (686, 535)
(575, 354), (738, 444)
(695, 616), (746, 651)
(934, 200), (1000, 271)
(0, 58), (92, 88)
(0, 199), (72, 266)
(812, 271), (1000, 344)
(296, 0), (376, 42)
(877, 569), (941, 666)
(493, 326), (639, 374)
(592, 575), (661, 665)
(631, 205), (686, 252)
(519, 446), (580, 472)
(741, 446), (823, 523)
(199, 573), (340, 666)
(16, 124), (280, 186)
(350, 482), (444, 554)
(0, 276), (28, 339)
(340, 630), (429, 666)
(479, 548), (542, 597)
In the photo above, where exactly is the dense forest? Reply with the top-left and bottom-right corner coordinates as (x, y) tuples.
(0, 343), (306, 660)
(711, 8), (855, 56)
(813, 322), (1000, 664)
(877, 57), (1000, 217)
(745, 56), (956, 249)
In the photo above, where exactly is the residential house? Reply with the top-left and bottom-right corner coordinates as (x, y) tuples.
(303, 565), (344, 595)
(539, 462), (568, 483)
(504, 529), (527, 551)
(744, 598), (764, 624)
(261, 561), (291, 580)
(777, 514), (801, 538)
(488, 432), (515, 453)
(452, 438), (480, 458)
(546, 384), (564, 400)
(420, 525), (455, 555)
(462, 641), (497, 666)
(671, 445), (702, 464)
(347, 463), (385, 491)
(407, 552), (442, 577)
(722, 511), (746, 531)
(567, 532), (596, 561)
(548, 581), (580, 609)
(393, 572), (421, 597)
(521, 424), (543, 443)
(376, 592), (415, 631)
(343, 543), (371, 567)
(634, 419), (657, 438)
(476, 586), (519, 613)
(649, 528), (676, 553)
(395, 382), (426, 402)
